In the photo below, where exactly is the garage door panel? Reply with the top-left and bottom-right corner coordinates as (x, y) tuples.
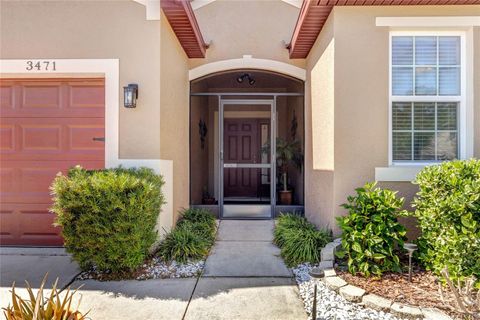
(0, 125), (15, 151)
(0, 79), (105, 118)
(0, 160), (104, 204)
(0, 78), (105, 246)
(0, 203), (62, 246)
(0, 85), (14, 111)
(0, 118), (104, 161)
(69, 83), (105, 109)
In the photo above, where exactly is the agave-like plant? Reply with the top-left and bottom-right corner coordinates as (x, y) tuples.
(2, 273), (88, 320)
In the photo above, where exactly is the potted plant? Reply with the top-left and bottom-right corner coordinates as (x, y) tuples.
(202, 186), (216, 205)
(263, 138), (303, 205)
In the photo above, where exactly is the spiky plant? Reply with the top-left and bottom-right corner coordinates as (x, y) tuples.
(2, 274), (87, 320)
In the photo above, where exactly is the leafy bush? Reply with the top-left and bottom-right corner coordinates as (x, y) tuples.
(51, 166), (165, 272)
(274, 213), (331, 267)
(337, 182), (407, 277)
(3, 274), (87, 320)
(411, 159), (480, 284)
(158, 208), (216, 263)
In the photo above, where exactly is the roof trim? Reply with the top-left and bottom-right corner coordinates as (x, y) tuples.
(289, 0), (480, 59)
(161, 0), (207, 58)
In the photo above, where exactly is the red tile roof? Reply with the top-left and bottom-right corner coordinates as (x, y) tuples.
(289, 0), (480, 59)
(161, 0), (207, 58)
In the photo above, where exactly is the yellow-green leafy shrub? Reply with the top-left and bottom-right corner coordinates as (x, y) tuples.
(412, 159), (480, 285)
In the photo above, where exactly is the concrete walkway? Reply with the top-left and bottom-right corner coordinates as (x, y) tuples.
(1, 220), (306, 320)
(184, 220), (305, 319)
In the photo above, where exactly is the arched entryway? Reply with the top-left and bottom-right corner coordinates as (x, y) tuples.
(190, 69), (305, 219)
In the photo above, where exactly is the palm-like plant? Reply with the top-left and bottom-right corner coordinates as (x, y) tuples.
(262, 138), (303, 192)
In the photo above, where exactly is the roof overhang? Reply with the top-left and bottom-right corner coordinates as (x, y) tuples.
(289, 0), (480, 59)
(161, 0), (207, 58)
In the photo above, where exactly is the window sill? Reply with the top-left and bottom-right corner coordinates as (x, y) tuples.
(375, 165), (426, 182)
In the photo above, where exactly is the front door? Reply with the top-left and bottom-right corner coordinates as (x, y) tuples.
(220, 100), (275, 218)
(223, 119), (258, 198)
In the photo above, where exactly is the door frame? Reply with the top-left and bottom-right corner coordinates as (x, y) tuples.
(219, 98), (276, 219)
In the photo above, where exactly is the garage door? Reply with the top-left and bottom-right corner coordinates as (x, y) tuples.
(0, 78), (105, 246)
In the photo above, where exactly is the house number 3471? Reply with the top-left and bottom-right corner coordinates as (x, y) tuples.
(26, 60), (56, 71)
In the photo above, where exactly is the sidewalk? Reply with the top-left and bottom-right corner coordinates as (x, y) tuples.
(1, 220), (306, 320)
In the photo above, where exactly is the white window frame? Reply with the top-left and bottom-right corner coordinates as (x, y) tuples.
(388, 30), (468, 167)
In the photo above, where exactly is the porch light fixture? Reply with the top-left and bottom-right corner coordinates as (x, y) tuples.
(236, 73), (255, 85)
(123, 84), (138, 108)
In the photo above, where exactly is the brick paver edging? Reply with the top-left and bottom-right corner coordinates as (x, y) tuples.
(318, 240), (452, 320)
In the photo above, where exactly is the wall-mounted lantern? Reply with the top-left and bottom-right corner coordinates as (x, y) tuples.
(123, 84), (138, 108)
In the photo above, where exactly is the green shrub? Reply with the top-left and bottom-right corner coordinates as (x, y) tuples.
(274, 213), (331, 267)
(411, 159), (480, 284)
(180, 207), (216, 225)
(158, 224), (211, 263)
(337, 182), (407, 277)
(158, 208), (217, 262)
(51, 166), (165, 272)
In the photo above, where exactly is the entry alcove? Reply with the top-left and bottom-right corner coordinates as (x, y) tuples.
(190, 70), (304, 218)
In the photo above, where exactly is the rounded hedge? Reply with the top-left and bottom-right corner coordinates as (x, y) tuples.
(412, 159), (480, 284)
(51, 166), (165, 272)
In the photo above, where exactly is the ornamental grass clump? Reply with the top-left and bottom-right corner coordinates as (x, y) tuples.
(411, 159), (480, 286)
(274, 213), (332, 267)
(158, 208), (217, 263)
(337, 182), (407, 277)
(51, 166), (165, 273)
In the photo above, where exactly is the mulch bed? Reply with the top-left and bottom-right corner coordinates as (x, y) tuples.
(336, 263), (464, 319)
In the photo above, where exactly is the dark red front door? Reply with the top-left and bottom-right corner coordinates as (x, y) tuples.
(224, 119), (258, 198)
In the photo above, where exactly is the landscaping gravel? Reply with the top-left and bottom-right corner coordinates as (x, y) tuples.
(137, 258), (205, 280)
(293, 263), (401, 320)
(77, 258), (205, 281)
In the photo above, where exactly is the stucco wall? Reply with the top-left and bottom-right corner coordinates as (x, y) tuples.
(189, 0), (305, 70)
(0, 0), (161, 159)
(160, 12), (190, 221)
(306, 5), (480, 237)
(305, 12), (336, 231)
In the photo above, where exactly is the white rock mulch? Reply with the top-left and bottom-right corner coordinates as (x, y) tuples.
(293, 263), (402, 320)
(77, 258), (205, 281)
(136, 258), (205, 280)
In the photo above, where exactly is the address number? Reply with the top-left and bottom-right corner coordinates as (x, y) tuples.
(26, 60), (57, 71)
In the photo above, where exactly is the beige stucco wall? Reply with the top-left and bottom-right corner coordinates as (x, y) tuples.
(306, 5), (480, 237)
(160, 12), (190, 221)
(305, 11), (336, 230)
(189, 0), (305, 70)
(0, 0), (161, 159)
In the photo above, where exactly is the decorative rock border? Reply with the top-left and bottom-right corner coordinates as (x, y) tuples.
(318, 239), (453, 320)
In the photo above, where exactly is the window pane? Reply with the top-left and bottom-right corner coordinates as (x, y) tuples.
(414, 102), (435, 130)
(437, 102), (458, 130)
(392, 102), (412, 130)
(415, 36), (437, 65)
(392, 67), (413, 95)
(392, 36), (413, 65)
(393, 132), (412, 161)
(414, 132), (435, 160)
(437, 132), (458, 160)
(415, 67), (436, 95)
(439, 36), (460, 65)
(439, 67), (460, 96)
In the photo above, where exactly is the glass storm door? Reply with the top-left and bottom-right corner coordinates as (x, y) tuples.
(219, 99), (276, 218)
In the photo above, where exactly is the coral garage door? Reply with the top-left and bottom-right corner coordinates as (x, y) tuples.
(0, 78), (105, 246)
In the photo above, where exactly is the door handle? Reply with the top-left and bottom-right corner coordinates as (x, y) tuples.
(92, 137), (105, 142)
